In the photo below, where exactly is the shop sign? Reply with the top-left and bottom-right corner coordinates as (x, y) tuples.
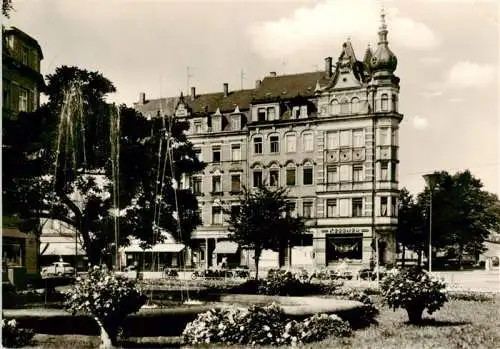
(327, 227), (368, 235)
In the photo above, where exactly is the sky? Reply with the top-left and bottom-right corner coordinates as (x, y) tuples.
(5, 0), (500, 196)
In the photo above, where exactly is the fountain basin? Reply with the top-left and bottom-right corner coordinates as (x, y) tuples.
(4, 295), (365, 337)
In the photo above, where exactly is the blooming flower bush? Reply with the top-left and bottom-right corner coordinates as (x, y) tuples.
(64, 265), (147, 348)
(182, 303), (352, 346)
(2, 319), (35, 348)
(380, 266), (448, 324)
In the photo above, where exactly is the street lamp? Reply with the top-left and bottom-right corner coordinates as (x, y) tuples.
(423, 173), (438, 272)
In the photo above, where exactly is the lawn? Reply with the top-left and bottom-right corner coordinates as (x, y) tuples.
(26, 295), (500, 349)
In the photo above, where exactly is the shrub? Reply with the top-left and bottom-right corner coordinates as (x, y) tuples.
(256, 269), (324, 296)
(448, 291), (494, 302)
(2, 319), (35, 348)
(380, 266), (448, 324)
(182, 303), (352, 346)
(64, 265), (147, 348)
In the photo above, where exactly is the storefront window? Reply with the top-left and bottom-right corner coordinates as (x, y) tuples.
(2, 238), (24, 269)
(326, 234), (362, 262)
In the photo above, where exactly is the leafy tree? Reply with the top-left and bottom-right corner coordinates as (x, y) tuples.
(2, 0), (13, 17)
(2, 65), (205, 266)
(224, 186), (307, 279)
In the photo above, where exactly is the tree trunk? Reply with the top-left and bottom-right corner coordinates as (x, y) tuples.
(417, 250), (422, 267)
(254, 249), (262, 280)
(95, 318), (117, 349)
(458, 245), (463, 270)
(406, 304), (425, 324)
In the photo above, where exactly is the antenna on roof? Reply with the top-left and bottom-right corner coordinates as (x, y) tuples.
(240, 69), (246, 90)
(186, 66), (193, 96)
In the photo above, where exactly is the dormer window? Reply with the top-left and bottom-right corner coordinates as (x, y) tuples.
(194, 121), (202, 134)
(232, 115), (241, 130)
(331, 99), (340, 115)
(21, 46), (29, 65)
(340, 98), (349, 114)
(257, 108), (266, 122)
(212, 116), (221, 132)
(299, 105), (308, 118)
(267, 107), (276, 121)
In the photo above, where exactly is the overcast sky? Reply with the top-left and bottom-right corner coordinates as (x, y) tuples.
(6, 0), (499, 196)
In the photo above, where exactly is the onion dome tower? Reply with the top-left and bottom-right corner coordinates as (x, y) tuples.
(370, 9), (398, 77)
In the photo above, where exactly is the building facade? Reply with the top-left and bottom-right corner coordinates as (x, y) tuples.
(2, 26), (44, 119)
(134, 14), (402, 270)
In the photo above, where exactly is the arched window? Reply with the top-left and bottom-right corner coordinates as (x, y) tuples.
(303, 161), (314, 185)
(269, 163), (280, 187)
(381, 94), (389, 112)
(330, 99), (340, 115)
(285, 162), (296, 186)
(302, 132), (314, 152)
(285, 133), (297, 153)
(340, 98), (349, 114)
(351, 97), (360, 114)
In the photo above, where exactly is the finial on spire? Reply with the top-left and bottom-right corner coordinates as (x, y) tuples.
(380, 7), (387, 30)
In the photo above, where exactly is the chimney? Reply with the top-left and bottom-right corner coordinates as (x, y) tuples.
(325, 57), (332, 78)
(139, 92), (146, 104)
(223, 83), (229, 97)
(269, 71), (277, 77)
(255, 79), (262, 88)
(190, 86), (196, 99)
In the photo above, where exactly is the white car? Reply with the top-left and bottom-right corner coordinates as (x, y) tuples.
(41, 262), (75, 277)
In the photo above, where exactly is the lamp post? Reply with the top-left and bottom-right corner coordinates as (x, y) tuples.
(423, 173), (438, 272)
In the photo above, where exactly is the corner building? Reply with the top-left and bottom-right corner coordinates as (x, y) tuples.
(134, 14), (403, 270)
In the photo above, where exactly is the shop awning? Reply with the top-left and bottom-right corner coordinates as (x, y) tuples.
(40, 242), (86, 256)
(214, 241), (239, 254)
(123, 243), (185, 253)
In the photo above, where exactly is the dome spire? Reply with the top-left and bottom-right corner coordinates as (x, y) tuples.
(370, 6), (398, 74)
(378, 7), (388, 45)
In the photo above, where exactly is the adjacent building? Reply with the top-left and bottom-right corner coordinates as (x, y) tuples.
(2, 26), (44, 119)
(134, 13), (403, 270)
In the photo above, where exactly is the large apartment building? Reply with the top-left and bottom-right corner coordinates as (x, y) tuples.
(134, 13), (402, 270)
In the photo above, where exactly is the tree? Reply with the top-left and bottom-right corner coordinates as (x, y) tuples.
(225, 186), (307, 279)
(2, 65), (205, 266)
(2, 0), (13, 17)
(396, 188), (427, 266)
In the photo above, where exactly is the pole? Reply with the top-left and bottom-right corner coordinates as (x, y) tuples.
(376, 237), (380, 287)
(429, 192), (433, 272)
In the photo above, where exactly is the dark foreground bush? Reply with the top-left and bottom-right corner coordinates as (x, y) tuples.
(182, 303), (352, 346)
(2, 319), (35, 348)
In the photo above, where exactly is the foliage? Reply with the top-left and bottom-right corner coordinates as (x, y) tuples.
(2, 0), (13, 17)
(225, 186), (307, 278)
(447, 291), (495, 302)
(380, 267), (447, 323)
(2, 319), (35, 348)
(2, 66), (205, 265)
(63, 265), (147, 345)
(182, 303), (351, 346)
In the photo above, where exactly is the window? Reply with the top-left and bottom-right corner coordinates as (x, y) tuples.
(303, 166), (313, 185)
(194, 148), (203, 162)
(258, 108), (266, 121)
(293, 107), (300, 119)
(194, 122), (202, 134)
(212, 206), (222, 225)
(270, 135), (279, 153)
(230, 205), (240, 217)
(269, 168), (280, 187)
(352, 198), (363, 217)
(351, 97), (360, 114)
(212, 175), (222, 193)
(19, 88), (28, 112)
(353, 165), (363, 182)
(191, 177), (202, 195)
(286, 167), (296, 186)
(231, 144), (241, 161)
(303, 133), (313, 152)
(300, 105), (308, 118)
(286, 134), (296, 153)
(339, 198), (350, 217)
(303, 201), (313, 218)
(232, 115), (240, 130)
(380, 162), (388, 181)
(381, 94), (389, 111)
(326, 199), (337, 217)
(391, 129), (397, 146)
(380, 197), (388, 216)
(22, 46), (29, 65)
(339, 165), (350, 182)
(379, 128), (389, 145)
(212, 116), (221, 132)
(231, 175), (241, 193)
(326, 132), (339, 149)
(212, 146), (221, 162)
(286, 202), (297, 217)
(340, 130), (351, 147)
(254, 137), (263, 154)
(267, 107), (276, 121)
(327, 166), (338, 183)
(391, 163), (397, 181)
(253, 171), (263, 187)
(331, 99), (340, 115)
(353, 129), (364, 147)
(391, 197), (397, 216)
(392, 95), (398, 112)
(340, 99), (349, 114)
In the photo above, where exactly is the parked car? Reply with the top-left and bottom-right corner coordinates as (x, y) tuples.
(41, 262), (75, 277)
